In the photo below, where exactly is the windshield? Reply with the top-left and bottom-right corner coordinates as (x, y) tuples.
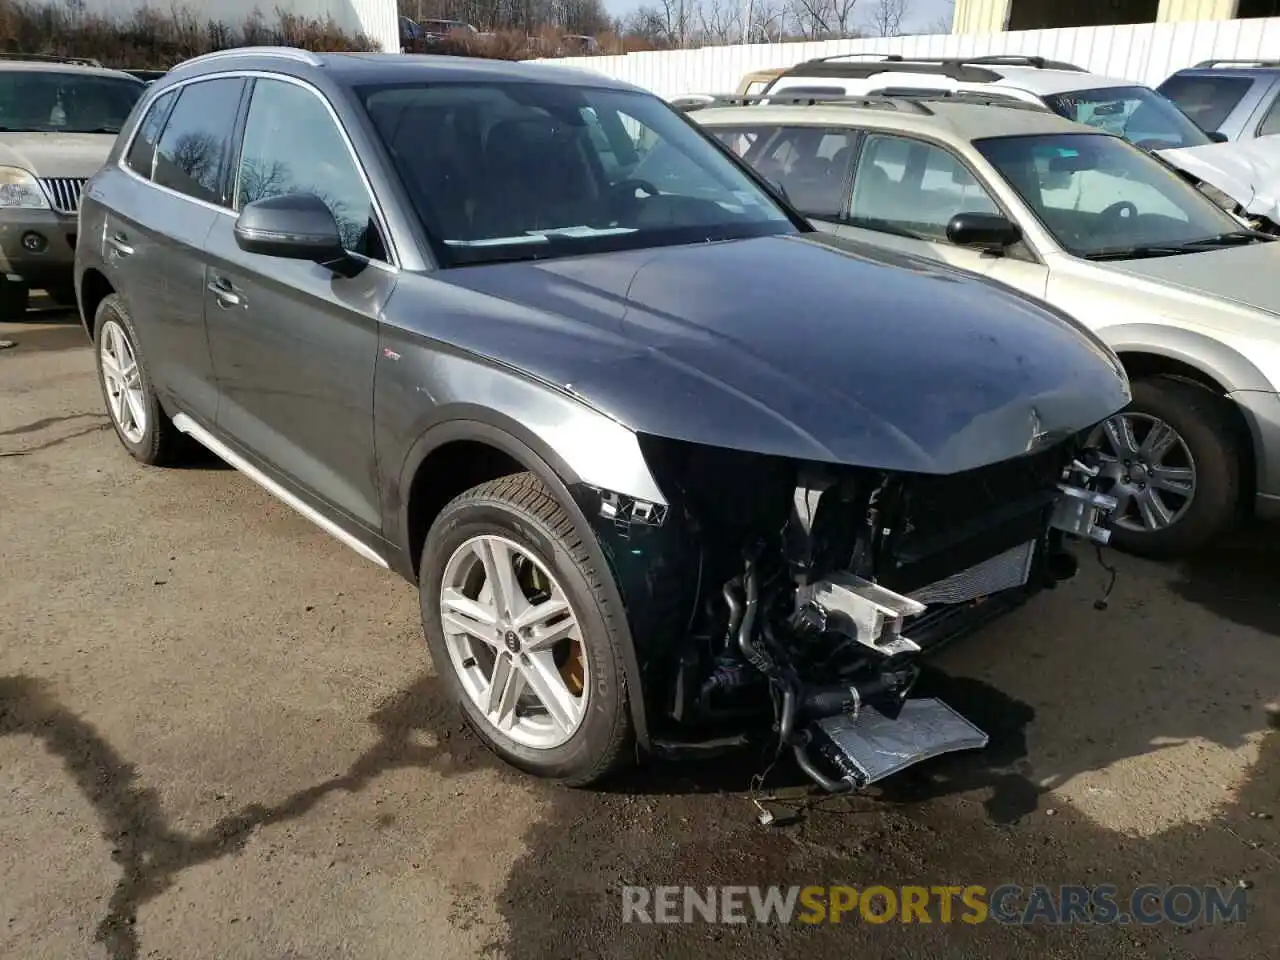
(1157, 73), (1256, 133)
(358, 81), (796, 266)
(976, 133), (1250, 260)
(1041, 85), (1213, 151)
(0, 70), (144, 134)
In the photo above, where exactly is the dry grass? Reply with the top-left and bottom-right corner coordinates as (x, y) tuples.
(0, 1), (377, 69)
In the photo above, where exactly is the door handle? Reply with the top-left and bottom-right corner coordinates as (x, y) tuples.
(207, 276), (243, 308)
(107, 232), (134, 257)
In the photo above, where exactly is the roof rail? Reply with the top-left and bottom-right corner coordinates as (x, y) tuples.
(782, 52), (1087, 84)
(0, 52), (102, 67)
(963, 54), (1086, 71)
(1192, 57), (1280, 69)
(677, 92), (931, 114)
(866, 85), (1054, 110)
(170, 45), (325, 72)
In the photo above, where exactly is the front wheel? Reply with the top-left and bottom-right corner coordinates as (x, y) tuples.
(1092, 376), (1241, 558)
(419, 472), (634, 785)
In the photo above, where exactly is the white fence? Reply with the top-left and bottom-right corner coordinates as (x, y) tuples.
(532, 17), (1280, 100)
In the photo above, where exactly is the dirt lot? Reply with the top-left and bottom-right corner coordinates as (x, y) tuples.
(2, 309), (1278, 960)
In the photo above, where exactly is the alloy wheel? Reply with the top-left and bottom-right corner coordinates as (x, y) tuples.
(1093, 413), (1196, 533)
(99, 318), (147, 444)
(439, 534), (589, 750)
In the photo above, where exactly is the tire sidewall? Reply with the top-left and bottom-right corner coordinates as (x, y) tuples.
(94, 296), (164, 462)
(420, 496), (626, 781)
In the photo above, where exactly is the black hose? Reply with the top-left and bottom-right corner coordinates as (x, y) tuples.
(722, 577), (743, 651)
(792, 741), (854, 794)
(736, 563), (760, 664)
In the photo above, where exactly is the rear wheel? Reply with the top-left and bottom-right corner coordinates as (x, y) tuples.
(1093, 376), (1240, 558)
(93, 295), (191, 466)
(419, 472), (633, 785)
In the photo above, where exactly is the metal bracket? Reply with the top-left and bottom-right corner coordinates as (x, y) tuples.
(797, 572), (924, 657)
(1051, 483), (1117, 545)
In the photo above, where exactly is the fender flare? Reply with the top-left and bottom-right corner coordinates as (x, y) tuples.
(397, 415), (652, 752)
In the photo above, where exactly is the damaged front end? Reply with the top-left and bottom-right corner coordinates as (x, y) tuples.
(575, 435), (1116, 794)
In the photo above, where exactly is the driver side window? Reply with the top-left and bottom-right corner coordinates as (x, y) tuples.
(848, 134), (999, 241)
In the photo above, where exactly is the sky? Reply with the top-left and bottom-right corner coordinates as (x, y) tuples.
(602, 0), (957, 34)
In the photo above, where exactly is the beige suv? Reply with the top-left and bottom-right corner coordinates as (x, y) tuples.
(0, 54), (144, 318)
(689, 93), (1280, 557)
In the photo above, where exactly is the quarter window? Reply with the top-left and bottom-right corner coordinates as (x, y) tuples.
(1258, 93), (1280, 137)
(849, 134), (999, 240)
(152, 78), (245, 206)
(124, 89), (176, 180)
(234, 77), (388, 262)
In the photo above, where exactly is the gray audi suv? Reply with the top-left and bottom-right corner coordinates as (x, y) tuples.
(75, 47), (1128, 793)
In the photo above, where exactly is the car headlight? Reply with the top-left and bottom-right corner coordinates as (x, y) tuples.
(0, 166), (50, 210)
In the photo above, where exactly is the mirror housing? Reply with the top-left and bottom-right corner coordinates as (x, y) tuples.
(946, 212), (1022, 252)
(233, 193), (359, 276)
(1208, 130), (1229, 143)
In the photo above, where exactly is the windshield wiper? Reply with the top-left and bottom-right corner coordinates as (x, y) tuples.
(1175, 229), (1274, 248)
(69, 126), (121, 134)
(1081, 244), (1190, 261)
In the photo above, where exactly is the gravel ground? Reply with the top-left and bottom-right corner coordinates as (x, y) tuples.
(2, 310), (1277, 960)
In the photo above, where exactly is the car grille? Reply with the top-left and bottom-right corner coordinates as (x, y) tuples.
(38, 177), (87, 215)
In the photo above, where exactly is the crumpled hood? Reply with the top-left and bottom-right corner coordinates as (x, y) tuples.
(1160, 139), (1280, 225)
(435, 233), (1130, 475)
(0, 133), (115, 178)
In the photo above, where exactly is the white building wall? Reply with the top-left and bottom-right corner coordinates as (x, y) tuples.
(530, 16), (1280, 99)
(65, 0), (400, 55)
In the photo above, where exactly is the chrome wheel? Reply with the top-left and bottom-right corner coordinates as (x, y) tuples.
(1093, 413), (1196, 532)
(99, 318), (147, 444)
(439, 534), (588, 750)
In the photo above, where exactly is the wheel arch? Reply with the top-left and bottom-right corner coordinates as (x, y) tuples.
(396, 413), (652, 751)
(77, 268), (115, 341)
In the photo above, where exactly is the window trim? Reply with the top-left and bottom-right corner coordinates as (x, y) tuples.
(124, 87), (178, 182)
(846, 129), (1043, 265)
(117, 68), (400, 270)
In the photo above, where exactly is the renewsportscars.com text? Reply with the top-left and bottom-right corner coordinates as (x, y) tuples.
(621, 884), (1249, 926)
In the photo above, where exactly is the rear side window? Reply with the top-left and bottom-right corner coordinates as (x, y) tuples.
(1157, 74), (1254, 132)
(152, 78), (245, 206)
(124, 90), (176, 180)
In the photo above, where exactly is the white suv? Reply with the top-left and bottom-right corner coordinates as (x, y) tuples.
(763, 54), (1220, 153)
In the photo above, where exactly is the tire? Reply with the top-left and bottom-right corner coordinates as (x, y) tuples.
(92, 294), (191, 466)
(1099, 376), (1241, 559)
(0, 277), (29, 321)
(419, 472), (634, 786)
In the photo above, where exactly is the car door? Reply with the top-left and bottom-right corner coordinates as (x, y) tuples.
(202, 75), (397, 540)
(98, 77), (246, 422)
(836, 132), (1049, 301)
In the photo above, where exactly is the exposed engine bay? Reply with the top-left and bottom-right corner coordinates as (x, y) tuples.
(582, 433), (1117, 795)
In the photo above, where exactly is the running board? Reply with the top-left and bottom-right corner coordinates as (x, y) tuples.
(170, 413), (389, 569)
(804, 698), (989, 791)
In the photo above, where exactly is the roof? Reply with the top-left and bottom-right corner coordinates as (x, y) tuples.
(690, 97), (1100, 143)
(770, 56), (1141, 100)
(1170, 58), (1280, 76)
(166, 48), (640, 91)
(0, 58), (141, 82)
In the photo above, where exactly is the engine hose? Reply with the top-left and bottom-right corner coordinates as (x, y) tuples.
(722, 578), (744, 653)
(792, 739), (855, 794)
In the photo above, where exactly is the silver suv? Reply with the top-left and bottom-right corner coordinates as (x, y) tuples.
(0, 54), (145, 318)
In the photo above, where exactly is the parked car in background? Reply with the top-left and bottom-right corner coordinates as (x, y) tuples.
(764, 54), (1221, 151)
(559, 35), (600, 55)
(75, 47), (1126, 794)
(737, 67), (787, 96)
(0, 54), (145, 318)
(419, 18), (479, 47)
(1158, 59), (1280, 143)
(690, 93), (1280, 557)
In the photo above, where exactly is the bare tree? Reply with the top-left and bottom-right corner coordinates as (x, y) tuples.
(697, 0), (742, 44)
(868, 0), (908, 37)
(788, 0), (832, 39)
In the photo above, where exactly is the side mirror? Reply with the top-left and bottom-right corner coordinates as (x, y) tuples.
(233, 193), (359, 276)
(1207, 130), (1229, 143)
(946, 212), (1022, 252)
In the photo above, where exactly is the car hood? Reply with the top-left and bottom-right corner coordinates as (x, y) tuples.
(1091, 242), (1280, 317)
(1159, 140), (1280, 225)
(0, 133), (115, 178)
(433, 233), (1130, 475)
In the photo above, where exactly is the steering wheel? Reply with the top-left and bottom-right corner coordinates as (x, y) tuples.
(1100, 200), (1138, 223)
(607, 178), (660, 221)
